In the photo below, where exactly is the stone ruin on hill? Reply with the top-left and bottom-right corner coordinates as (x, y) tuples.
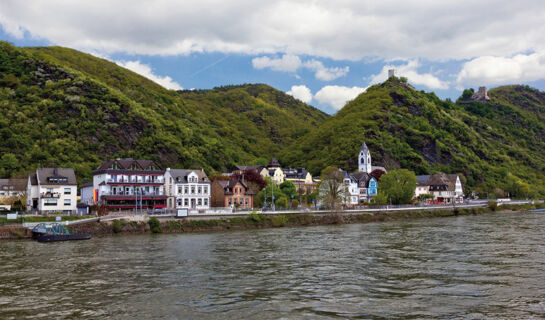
(470, 87), (490, 102)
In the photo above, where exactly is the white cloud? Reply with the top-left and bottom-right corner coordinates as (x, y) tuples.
(369, 60), (449, 89)
(314, 85), (367, 110)
(286, 85), (313, 103)
(302, 60), (349, 81)
(116, 60), (183, 90)
(456, 51), (545, 86)
(1, 1), (545, 61)
(252, 54), (349, 81)
(252, 54), (301, 72)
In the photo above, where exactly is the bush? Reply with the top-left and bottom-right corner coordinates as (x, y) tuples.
(487, 201), (498, 211)
(112, 219), (122, 233)
(291, 199), (299, 209)
(271, 215), (288, 227)
(148, 217), (162, 233)
(247, 211), (262, 224)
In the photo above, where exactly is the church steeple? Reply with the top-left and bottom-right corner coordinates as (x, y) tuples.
(358, 141), (372, 173)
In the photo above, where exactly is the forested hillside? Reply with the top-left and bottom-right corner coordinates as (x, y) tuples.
(279, 78), (545, 197)
(0, 42), (327, 181)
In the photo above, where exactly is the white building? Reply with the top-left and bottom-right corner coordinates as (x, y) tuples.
(83, 158), (167, 211)
(27, 168), (78, 214)
(358, 141), (386, 174)
(164, 168), (211, 212)
(415, 173), (464, 204)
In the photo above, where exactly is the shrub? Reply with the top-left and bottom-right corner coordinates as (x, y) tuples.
(247, 211), (262, 224)
(148, 217), (162, 233)
(487, 201), (498, 211)
(112, 219), (122, 233)
(291, 199), (299, 209)
(271, 215), (288, 227)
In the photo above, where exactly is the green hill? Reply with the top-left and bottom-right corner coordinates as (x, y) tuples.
(0, 42), (327, 181)
(279, 78), (545, 197)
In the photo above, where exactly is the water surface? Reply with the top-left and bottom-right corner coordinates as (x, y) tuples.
(1, 212), (544, 319)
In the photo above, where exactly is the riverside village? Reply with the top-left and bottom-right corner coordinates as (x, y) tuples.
(0, 138), (469, 219)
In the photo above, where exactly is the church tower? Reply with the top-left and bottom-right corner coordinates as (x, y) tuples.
(358, 141), (372, 173)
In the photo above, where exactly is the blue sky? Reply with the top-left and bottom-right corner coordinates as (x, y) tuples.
(1, 1), (545, 114)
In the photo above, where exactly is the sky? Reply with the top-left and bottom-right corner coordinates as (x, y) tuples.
(1, 0), (545, 114)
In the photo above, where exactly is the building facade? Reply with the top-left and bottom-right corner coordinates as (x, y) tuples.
(415, 173), (464, 204)
(87, 158), (167, 211)
(27, 168), (78, 214)
(0, 179), (27, 200)
(211, 179), (255, 209)
(259, 158), (285, 184)
(164, 168), (211, 211)
(283, 167), (316, 194)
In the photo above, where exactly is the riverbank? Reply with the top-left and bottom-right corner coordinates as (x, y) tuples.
(68, 204), (535, 238)
(1, 203), (539, 240)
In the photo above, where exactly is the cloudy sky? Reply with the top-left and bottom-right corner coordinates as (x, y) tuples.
(1, 0), (545, 113)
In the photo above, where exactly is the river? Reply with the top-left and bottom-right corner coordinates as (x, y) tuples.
(0, 212), (544, 319)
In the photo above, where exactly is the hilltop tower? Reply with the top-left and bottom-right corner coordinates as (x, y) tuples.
(388, 69), (395, 78)
(358, 141), (372, 173)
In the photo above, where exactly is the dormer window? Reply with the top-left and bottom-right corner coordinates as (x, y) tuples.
(111, 162), (120, 170)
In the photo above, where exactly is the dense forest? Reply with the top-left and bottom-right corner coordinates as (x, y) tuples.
(0, 42), (327, 181)
(1, 42), (544, 197)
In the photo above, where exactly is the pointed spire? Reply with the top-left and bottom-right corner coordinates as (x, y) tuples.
(361, 141), (369, 151)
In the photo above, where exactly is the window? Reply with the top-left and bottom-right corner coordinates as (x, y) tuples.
(198, 199), (202, 206)
(203, 186), (208, 194)
(228, 199), (232, 206)
(177, 199), (182, 207)
(198, 186), (202, 194)
(64, 199), (71, 206)
(245, 198), (248, 206)
(204, 199), (208, 206)
(240, 198), (243, 205)
(184, 187), (189, 194)
(178, 187), (182, 194)
(191, 186), (195, 194)
(184, 199), (189, 206)
(64, 187), (71, 195)
(44, 199), (57, 206)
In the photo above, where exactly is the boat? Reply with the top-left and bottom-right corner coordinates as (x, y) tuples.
(32, 223), (92, 242)
(529, 208), (545, 213)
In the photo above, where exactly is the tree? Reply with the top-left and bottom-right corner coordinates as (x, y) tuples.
(275, 196), (288, 209)
(318, 166), (348, 209)
(0, 153), (19, 177)
(232, 170), (267, 191)
(257, 178), (286, 208)
(379, 169), (417, 205)
(369, 169), (386, 181)
(279, 180), (296, 199)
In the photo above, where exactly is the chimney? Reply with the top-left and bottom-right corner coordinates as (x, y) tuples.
(388, 69), (395, 78)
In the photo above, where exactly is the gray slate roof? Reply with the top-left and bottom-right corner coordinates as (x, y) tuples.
(169, 169), (210, 183)
(36, 168), (77, 186)
(0, 178), (27, 191)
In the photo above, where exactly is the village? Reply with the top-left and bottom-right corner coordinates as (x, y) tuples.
(0, 139), (465, 217)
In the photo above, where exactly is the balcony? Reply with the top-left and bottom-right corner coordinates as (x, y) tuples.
(106, 177), (165, 184)
(41, 192), (61, 198)
(101, 190), (164, 196)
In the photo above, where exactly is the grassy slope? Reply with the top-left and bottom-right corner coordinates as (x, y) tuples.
(0, 43), (327, 181)
(279, 78), (545, 196)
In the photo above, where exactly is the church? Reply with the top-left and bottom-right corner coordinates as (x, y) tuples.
(345, 141), (386, 206)
(358, 141), (386, 174)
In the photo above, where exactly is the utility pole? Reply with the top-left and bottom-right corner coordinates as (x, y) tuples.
(272, 180), (275, 212)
